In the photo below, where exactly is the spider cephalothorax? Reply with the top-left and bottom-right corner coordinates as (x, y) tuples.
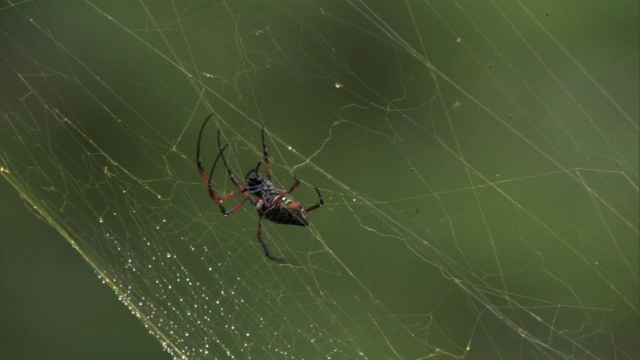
(197, 114), (323, 263)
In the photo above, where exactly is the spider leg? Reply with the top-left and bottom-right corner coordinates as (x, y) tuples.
(202, 144), (251, 215)
(197, 114), (251, 215)
(257, 214), (287, 263)
(285, 176), (301, 194)
(304, 187), (324, 213)
(217, 130), (250, 195)
(196, 114), (215, 179)
(221, 191), (252, 215)
(261, 127), (272, 180)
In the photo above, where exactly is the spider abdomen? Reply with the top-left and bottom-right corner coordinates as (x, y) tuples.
(258, 196), (309, 226)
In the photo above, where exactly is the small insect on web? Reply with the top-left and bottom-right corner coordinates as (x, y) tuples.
(196, 114), (324, 263)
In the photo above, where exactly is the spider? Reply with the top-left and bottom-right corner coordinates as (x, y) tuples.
(197, 114), (323, 263)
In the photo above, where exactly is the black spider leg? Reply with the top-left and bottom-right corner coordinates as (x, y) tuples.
(259, 130), (321, 213)
(257, 214), (288, 263)
(258, 128), (298, 207)
(251, 132), (292, 263)
(205, 145), (251, 216)
(261, 127), (272, 180)
(216, 130), (255, 206)
(305, 187), (324, 213)
(245, 161), (286, 263)
(196, 114), (250, 215)
(260, 130), (321, 210)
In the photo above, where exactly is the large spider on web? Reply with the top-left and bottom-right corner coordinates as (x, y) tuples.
(197, 114), (323, 263)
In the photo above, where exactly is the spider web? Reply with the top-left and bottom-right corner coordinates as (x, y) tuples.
(1, 0), (638, 359)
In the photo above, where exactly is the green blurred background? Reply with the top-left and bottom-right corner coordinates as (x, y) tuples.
(1, 1), (638, 359)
